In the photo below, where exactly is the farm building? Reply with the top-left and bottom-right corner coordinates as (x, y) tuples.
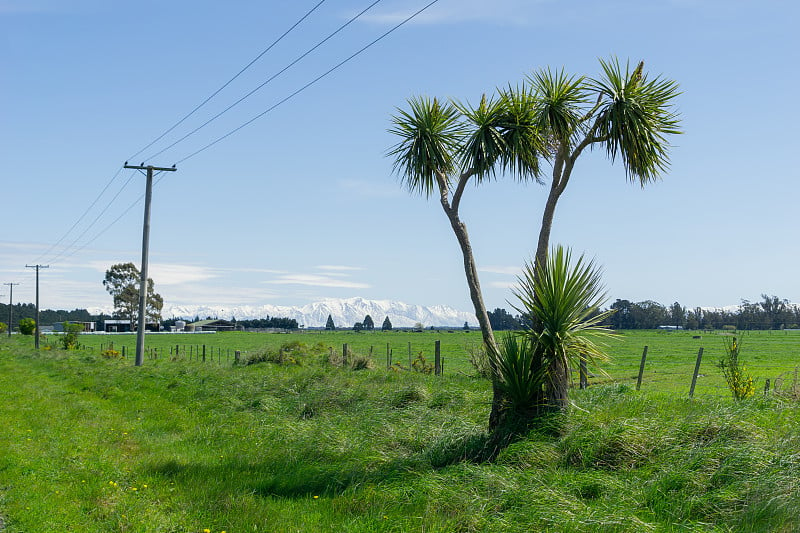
(186, 319), (237, 332)
(53, 321), (96, 332)
(103, 319), (160, 333)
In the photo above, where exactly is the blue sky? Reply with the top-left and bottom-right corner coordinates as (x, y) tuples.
(1, 0), (798, 316)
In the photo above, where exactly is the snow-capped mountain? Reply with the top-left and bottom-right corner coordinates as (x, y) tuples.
(153, 297), (475, 328)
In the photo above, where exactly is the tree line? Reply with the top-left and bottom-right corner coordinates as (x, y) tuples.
(487, 294), (800, 331)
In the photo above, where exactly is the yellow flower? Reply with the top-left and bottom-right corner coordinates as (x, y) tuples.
(203, 529), (211, 533)
(313, 495), (319, 499)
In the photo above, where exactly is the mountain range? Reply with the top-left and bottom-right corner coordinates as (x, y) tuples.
(150, 297), (475, 328)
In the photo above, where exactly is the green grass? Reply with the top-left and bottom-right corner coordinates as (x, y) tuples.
(1, 331), (799, 531)
(63, 328), (800, 396)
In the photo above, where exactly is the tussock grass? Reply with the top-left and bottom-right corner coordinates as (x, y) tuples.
(1, 336), (798, 532)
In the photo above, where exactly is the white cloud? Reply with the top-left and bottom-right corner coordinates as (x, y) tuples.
(148, 263), (219, 285)
(488, 280), (516, 290)
(316, 265), (364, 272)
(266, 274), (370, 289)
(479, 265), (522, 276)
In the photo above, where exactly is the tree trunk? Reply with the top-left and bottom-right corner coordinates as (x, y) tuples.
(439, 201), (505, 429)
(535, 179), (562, 270)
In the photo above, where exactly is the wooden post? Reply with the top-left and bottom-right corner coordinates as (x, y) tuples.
(434, 340), (441, 376)
(764, 378), (770, 394)
(235, 350), (241, 363)
(636, 346), (649, 391)
(342, 343), (348, 366)
(579, 356), (588, 389)
(202, 344), (206, 362)
(122, 346), (126, 358)
(689, 347), (704, 398)
(390, 348), (393, 367)
(176, 344), (179, 358)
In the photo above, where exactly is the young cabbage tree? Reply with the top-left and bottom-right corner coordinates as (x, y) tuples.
(506, 246), (614, 413)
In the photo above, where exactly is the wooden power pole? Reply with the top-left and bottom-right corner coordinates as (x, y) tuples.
(124, 163), (177, 366)
(3, 282), (19, 337)
(25, 265), (48, 348)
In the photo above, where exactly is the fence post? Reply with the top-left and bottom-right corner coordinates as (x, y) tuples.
(202, 344), (206, 362)
(764, 378), (770, 394)
(235, 350), (240, 363)
(689, 347), (704, 398)
(636, 346), (649, 391)
(434, 340), (441, 376)
(408, 342), (412, 368)
(122, 346), (126, 358)
(342, 343), (348, 366)
(579, 356), (588, 389)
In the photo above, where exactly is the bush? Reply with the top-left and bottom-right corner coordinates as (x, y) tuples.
(18, 318), (36, 335)
(59, 322), (84, 350)
(0, 322), (6, 334)
(719, 336), (755, 400)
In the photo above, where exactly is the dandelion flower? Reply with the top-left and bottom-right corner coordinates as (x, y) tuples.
(313, 495), (319, 499)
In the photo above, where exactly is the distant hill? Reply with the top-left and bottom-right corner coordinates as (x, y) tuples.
(89, 297), (475, 329)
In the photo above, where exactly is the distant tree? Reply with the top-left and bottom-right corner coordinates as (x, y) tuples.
(353, 322), (363, 332)
(413, 322), (424, 332)
(609, 299), (635, 329)
(363, 314), (375, 330)
(463, 321), (470, 331)
(669, 302), (686, 328)
(103, 263), (163, 328)
(18, 317), (36, 335)
(325, 314), (335, 331)
(381, 316), (392, 331)
(487, 308), (522, 330)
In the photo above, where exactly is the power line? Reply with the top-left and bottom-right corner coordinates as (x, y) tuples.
(144, 0), (385, 162)
(58, 169), (172, 261)
(127, 0), (327, 162)
(34, 3), (327, 266)
(175, 0), (441, 165)
(32, 165), (126, 264)
(44, 169), (140, 264)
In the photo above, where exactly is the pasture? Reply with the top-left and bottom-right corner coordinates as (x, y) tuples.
(72, 328), (800, 397)
(0, 330), (798, 531)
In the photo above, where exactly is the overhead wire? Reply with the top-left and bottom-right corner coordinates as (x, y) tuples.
(32, 165), (126, 263)
(175, 0), (441, 165)
(144, 0), (384, 163)
(46, 169), (141, 264)
(37, 2), (329, 264)
(59, 170), (170, 261)
(127, 0), (327, 162)
(40, 0), (441, 264)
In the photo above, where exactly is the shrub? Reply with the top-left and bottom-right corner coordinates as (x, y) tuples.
(101, 343), (122, 358)
(411, 352), (433, 374)
(59, 322), (84, 350)
(718, 336), (755, 400)
(0, 322), (6, 334)
(18, 318), (36, 335)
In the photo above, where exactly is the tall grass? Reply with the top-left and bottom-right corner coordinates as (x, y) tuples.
(1, 335), (798, 531)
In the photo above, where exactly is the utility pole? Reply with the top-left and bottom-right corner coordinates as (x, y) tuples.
(124, 162), (177, 366)
(3, 283), (19, 337)
(25, 265), (48, 348)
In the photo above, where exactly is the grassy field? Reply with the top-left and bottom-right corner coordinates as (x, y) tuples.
(65, 328), (800, 396)
(1, 331), (799, 531)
